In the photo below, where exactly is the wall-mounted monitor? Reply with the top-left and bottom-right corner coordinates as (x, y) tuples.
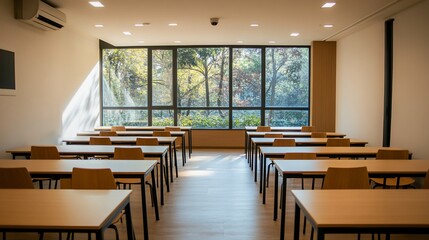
(0, 48), (16, 96)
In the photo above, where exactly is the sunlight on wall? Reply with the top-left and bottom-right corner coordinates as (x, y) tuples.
(61, 63), (100, 138)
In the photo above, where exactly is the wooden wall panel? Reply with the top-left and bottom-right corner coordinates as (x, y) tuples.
(311, 41), (337, 132)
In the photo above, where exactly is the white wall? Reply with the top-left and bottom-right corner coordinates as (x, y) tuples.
(337, 0), (429, 158)
(0, 0), (100, 158)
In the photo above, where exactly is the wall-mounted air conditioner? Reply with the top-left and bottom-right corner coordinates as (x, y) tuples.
(15, 0), (66, 30)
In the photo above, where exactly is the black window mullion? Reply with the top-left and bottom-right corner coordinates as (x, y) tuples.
(261, 46), (266, 126)
(147, 48), (153, 126)
(229, 47), (234, 129)
(173, 48), (178, 125)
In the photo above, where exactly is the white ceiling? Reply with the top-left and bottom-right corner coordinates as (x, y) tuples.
(45, 0), (423, 47)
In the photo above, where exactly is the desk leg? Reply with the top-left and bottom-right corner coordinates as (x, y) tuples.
(95, 231), (104, 240)
(151, 171), (159, 220)
(188, 129), (192, 158)
(280, 176), (287, 240)
(169, 143), (174, 183)
(140, 176), (149, 240)
(262, 154), (267, 204)
(164, 154), (170, 192)
(172, 142), (178, 178)
(274, 168), (279, 220)
(124, 202), (134, 240)
(259, 155), (264, 194)
(160, 156), (165, 205)
(317, 230), (325, 240)
(182, 137), (186, 166)
(293, 203), (301, 240)
(244, 131), (248, 155)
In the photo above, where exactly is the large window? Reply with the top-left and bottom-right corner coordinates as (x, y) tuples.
(101, 46), (310, 129)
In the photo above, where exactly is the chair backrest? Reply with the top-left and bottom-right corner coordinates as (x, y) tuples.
(111, 126), (126, 131)
(311, 132), (327, 138)
(113, 147), (145, 160)
(0, 167), (34, 189)
(89, 137), (112, 145)
(423, 169), (429, 189)
(376, 149), (409, 159)
(301, 126), (314, 132)
(322, 167), (370, 189)
(165, 127), (181, 132)
(256, 126), (271, 132)
(273, 138), (296, 147)
(284, 152), (317, 159)
(30, 146), (60, 159)
(326, 138), (351, 147)
(71, 167), (117, 189)
(136, 138), (159, 146)
(100, 131), (118, 136)
(264, 133), (283, 138)
(153, 131), (171, 137)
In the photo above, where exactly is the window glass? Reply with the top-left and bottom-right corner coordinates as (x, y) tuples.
(265, 110), (309, 127)
(102, 109), (148, 126)
(178, 109), (229, 129)
(232, 110), (261, 129)
(152, 50), (173, 106)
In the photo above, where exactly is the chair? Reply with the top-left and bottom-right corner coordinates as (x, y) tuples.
(89, 137), (112, 159)
(284, 153), (318, 190)
(264, 133), (283, 138)
(311, 132), (327, 138)
(113, 147), (145, 188)
(111, 126), (126, 132)
(370, 149), (415, 188)
(423, 169), (429, 189)
(308, 167), (370, 240)
(0, 167), (34, 189)
(30, 146), (64, 189)
(70, 168), (122, 240)
(326, 138), (350, 147)
(136, 137), (159, 146)
(266, 139), (297, 187)
(301, 126), (313, 132)
(153, 131), (171, 137)
(100, 131), (118, 136)
(164, 127), (184, 168)
(256, 126), (271, 132)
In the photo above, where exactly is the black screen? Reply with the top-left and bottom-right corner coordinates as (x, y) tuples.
(0, 49), (16, 90)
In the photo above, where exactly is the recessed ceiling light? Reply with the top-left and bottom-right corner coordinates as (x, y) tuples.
(174, 40), (182, 43)
(250, 23), (259, 27)
(237, 40), (244, 44)
(123, 31), (132, 35)
(89, 1), (104, 7)
(323, 24), (334, 28)
(94, 24), (104, 28)
(322, 2), (336, 8)
(138, 40), (145, 43)
(290, 33), (300, 37)
(135, 23), (150, 27)
(168, 23), (178, 27)
(268, 40), (276, 44)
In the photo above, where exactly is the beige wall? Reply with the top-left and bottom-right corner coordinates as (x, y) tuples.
(336, 0), (429, 158)
(0, 0), (100, 158)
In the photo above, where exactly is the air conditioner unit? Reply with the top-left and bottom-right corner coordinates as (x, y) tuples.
(15, 0), (66, 30)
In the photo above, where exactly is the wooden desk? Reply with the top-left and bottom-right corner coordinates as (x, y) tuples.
(250, 138), (368, 172)
(245, 131), (346, 160)
(0, 189), (133, 240)
(94, 126), (193, 159)
(62, 136), (179, 181)
(258, 146), (399, 202)
(5, 145), (170, 205)
(0, 159), (157, 240)
(243, 126), (301, 154)
(78, 131), (188, 164)
(292, 189), (429, 240)
(273, 159), (429, 240)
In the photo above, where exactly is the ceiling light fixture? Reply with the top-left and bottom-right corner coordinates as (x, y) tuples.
(123, 31), (132, 35)
(237, 40), (243, 44)
(94, 24), (104, 28)
(135, 23), (151, 27)
(323, 24), (334, 28)
(138, 40), (145, 43)
(322, 2), (336, 8)
(268, 40), (276, 44)
(174, 40), (182, 43)
(168, 23), (178, 26)
(250, 24), (259, 27)
(89, 1), (104, 7)
(290, 33), (300, 37)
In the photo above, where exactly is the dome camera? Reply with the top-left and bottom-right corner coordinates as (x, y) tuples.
(210, 18), (219, 26)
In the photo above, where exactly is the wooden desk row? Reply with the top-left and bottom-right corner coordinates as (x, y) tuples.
(6, 145), (170, 206)
(0, 159), (158, 240)
(272, 159), (429, 240)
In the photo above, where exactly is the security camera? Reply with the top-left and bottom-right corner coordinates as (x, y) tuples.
(210, 18), (219, 26)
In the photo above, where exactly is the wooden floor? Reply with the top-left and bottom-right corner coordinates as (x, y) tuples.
(5, 149), (428, 240)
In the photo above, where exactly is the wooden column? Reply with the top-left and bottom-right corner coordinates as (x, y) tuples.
(311, 41), (336, 132)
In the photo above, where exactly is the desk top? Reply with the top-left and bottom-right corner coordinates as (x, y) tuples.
(62, 136), (176, 144)
(95, 126), (192, 131)
(292, 189), (429, 228)
(0, 189), (132, 230)
(273, 159), (429, 175)
(77, 131), (186, 137)
(6, 145), (169, 156)
(0, 159), (157, 176)
(247, 132), (346, 138)
(260, 146), (405, 157)
(245, 126), (302, 132)
(252, 138), (367, 146)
